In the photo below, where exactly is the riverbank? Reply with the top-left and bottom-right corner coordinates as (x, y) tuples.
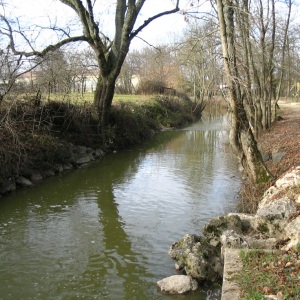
(159, 100), (300, 298)
(0, 94), (205, 197)
(238, 100), (300, 213)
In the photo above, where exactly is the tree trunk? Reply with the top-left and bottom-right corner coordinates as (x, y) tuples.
(216, 0), (272, 184)
(94, 74), (117, 127)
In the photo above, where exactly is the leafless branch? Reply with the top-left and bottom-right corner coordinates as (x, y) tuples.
(130, 0), (180, 39)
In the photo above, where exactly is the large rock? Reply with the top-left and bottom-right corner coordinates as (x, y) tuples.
(220, 230), (277, 254)
(256, 197), (297, 219)
(16, 176), (33, 187)
(228, 213), (286, 239)
(157, 275), (198, 294)
(168, 234), (222, 281)
(275, 166), (300, 189)
(283, 216), (300, 250)
(203, 215), (243, 247)
(20, 167), (43, 182)
(258, 186), (281, 209)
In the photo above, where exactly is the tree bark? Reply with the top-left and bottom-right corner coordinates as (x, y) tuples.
(216, 0), (272, 183)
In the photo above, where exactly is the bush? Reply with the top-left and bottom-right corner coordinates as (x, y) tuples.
(0, 94), (201, 180)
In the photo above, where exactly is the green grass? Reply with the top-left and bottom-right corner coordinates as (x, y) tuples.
(23, 92), (155, 105)
(234, 247), (300, 299)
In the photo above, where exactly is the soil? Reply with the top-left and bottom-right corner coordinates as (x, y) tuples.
(258, 100), (300, 179)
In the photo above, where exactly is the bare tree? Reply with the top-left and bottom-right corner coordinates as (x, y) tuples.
(175, 19), (221, 106)
(1, 0), (180, 127)
(216, 0), (272, 183)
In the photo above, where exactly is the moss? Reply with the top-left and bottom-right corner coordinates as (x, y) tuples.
(255, 167), (272, 184)
(257, 223), (269, 233)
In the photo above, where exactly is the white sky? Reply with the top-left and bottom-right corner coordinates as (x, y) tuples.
(2, 0), (299, 52)
(2, 0), (195, 51)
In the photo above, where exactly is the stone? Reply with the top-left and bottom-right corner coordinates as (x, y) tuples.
(157, 275), (198, 294)
(272, 151), (286, 164)
(16, 176), (33, 187)
(76, 154), (94, 164)
(258, 186), (281, 209)
(168, 234), (221, 281)
(53, 164), (64, 173)
(77, 145), (88, 155)
(264, 296), (278, 300)
(227, 213), (257, 231)
(203, 215), (243, 239)
(283, 216), (300, 250)
(93, 148), (105, 158)
(31, 171), (43, 182)
(20, 167), (42, 182)
(220, 230), (248, 252)
(228, 213), (286, 238)
(63, 163), (73, 170)
(256, 197), (297, 219)
(275, 166), (300, 189)
(261, 152), (271, 162)
(42, 169), (55, 177)
(221, 248), (242, 300)
(0, 178), (16, 194)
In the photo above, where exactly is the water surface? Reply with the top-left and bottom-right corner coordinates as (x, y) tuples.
(0, 114), (241, 300)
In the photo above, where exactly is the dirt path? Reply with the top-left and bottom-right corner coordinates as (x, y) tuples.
(258, 100), (300, 178)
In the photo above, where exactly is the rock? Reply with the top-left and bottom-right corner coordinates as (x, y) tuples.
(31, 172), (43, 182)
(221, 248), (243, 300)
(20, 167), (42, 182)
(258, 186), (281, 209)
(157, 275), (198, 294)
(220, 230), (277, 252)
(42, 170), (55, 177)
(261, 152), (271, 162)
(283, 216), (300, 250)
(256, 197), (297, 219)
(174, 263), (182, 271)
(275, 166), (300, 189)
(76, 154), (94, 165)
(77, 145), (88, 155)
(62, 163), (73, 170)
(275, 115), (284, 121)
(93, 148), (105, 158)
(264, 296), (278, 300)
(272, 151), (286, 164)
(168, 234), (222, 281)
(16, 176), (33, 187)
(0, 178), (16, 194)
(53, 164), (63, 173)
(220, 230), (248, 252)
(203, 215), (243, 240)
(228, 213), (286, 238)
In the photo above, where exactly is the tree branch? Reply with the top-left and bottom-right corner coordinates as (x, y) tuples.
(10, 35), (89, 57)
(130, 0), (180, 40)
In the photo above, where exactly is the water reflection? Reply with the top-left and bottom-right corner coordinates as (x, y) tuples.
(0, 114), (241, 300)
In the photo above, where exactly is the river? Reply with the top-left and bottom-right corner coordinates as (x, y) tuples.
(0, 113), (241, 300)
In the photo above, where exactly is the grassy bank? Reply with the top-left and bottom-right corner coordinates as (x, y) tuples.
(235, 246), (300, 299)
(0, 94), (203, 182)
